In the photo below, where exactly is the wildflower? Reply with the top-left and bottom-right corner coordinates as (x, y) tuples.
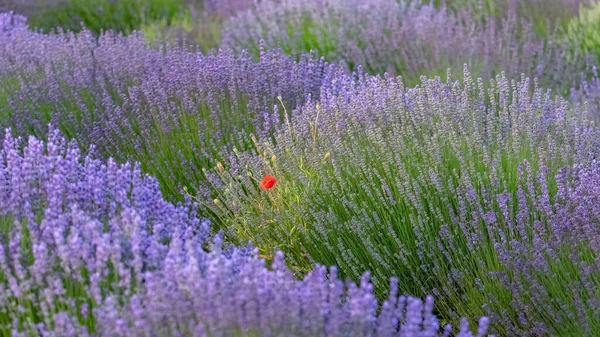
(260, 175), (277, 189)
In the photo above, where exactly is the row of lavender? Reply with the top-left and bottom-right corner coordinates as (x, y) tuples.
(0, 9), (348, 199)
(1, 0), (600, 335)
(0, 128), (490, 336)
(221, 0), (595, 89)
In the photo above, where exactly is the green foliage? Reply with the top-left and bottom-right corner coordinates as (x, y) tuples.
(565, 1), (600, 63)
(27, 0), (183, 35)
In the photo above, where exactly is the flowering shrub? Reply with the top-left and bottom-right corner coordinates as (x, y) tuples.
(0, 129), (491, 336)
(204, 68), (600, 335)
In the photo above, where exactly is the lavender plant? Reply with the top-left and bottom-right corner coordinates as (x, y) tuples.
(0, 128), (491, 337)
(221, 0), (594, 91)
(202, 67), (600, 335)
(0, 12), (339, 200)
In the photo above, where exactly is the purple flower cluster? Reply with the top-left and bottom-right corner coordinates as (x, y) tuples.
(0, 11), (27, 33)
(492, 160), (600, 335)
(222, 0), (594, 90)
(0, 129), (490, 336)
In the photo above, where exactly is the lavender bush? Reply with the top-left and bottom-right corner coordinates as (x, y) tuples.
(0, 12), (340, 200)
(202, 67), (600, 335)
(222, 0), (594, 91)
(0, 128), (491, 336)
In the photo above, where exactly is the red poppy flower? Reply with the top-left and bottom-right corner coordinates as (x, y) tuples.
(260, 175), (277, 190)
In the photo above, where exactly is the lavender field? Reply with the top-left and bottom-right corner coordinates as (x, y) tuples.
(2, 0), (600, 336)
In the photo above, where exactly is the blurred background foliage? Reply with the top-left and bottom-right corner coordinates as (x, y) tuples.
(0, 0), (594, 40)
